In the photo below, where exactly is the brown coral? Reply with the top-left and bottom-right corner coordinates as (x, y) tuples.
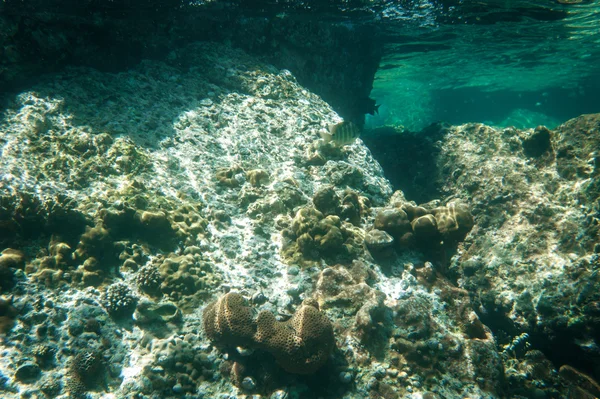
(203, 293), (335, 374)
(246, 169), (269, 187)
(284, 205), (361, 264)
(216, 165), (243, 187)
(433, 201), (474, 242)
(374, 208), (411, 237)
(411, 214), (438, 239)
(202, 292), (256, 346)
(254, 301), (334, 374)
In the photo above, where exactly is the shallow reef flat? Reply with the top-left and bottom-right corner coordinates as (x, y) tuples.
(0, 42), (599, 399)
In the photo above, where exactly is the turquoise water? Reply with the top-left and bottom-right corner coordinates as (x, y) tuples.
(366, 1), (600, 131)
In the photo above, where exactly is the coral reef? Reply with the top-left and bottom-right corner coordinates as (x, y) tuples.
(135, 264), (162, 296)
(281, 192), (366, 267)
(154, 252), (221, 304)
(2, 39), (597, 399)
(141, 335), (215, 395)
(203, 292), (335, 376)
(365, 197), (474, 264)
(66, 350), (105, 397)
(435, 115), (600, 395)
(203, 292), (257, 347)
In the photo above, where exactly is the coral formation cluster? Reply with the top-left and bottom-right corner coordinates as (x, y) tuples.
(281, 187), (368, 266)
(367, 198), (474, 257)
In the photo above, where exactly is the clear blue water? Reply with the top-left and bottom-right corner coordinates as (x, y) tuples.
(366, 1), (600, 131)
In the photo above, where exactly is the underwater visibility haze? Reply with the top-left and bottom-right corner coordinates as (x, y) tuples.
(1, 1), (600, 399)
(368, 0), (600, 131)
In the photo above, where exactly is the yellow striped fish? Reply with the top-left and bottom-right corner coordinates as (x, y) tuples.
(320, 121), (361, 146)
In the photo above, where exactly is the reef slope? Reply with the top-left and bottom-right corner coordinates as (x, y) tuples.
(0, 42), (598, 399)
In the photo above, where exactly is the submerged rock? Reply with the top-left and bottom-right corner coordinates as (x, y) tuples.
(436, 115), (600, 394)
(15, 362), (41, 382)
(4, 39), (594, 399)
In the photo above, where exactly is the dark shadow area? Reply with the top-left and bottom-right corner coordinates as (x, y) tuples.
(215, 347), (351, 398)
(361, 123), (449, 204)
(0, 193), (90, 250)
(529, 327), (600, 383)
(478, 289), (600, 386)
(0, 0), (383, 125)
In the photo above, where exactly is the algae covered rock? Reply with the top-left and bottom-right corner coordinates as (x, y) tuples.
(314, 262), (389, 345)
(0, 39), (524, 399)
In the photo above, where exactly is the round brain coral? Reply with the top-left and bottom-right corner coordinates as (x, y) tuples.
(202, 292), (256, 346)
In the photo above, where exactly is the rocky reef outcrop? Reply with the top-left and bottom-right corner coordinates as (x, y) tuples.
(0, 42), (393, 398)
(1, 38), (598, 399)
(434, 117), (600, 394)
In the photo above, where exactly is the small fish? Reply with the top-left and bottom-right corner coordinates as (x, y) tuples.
(321, 121), (361, 146)
(356, 97), (380, 115)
